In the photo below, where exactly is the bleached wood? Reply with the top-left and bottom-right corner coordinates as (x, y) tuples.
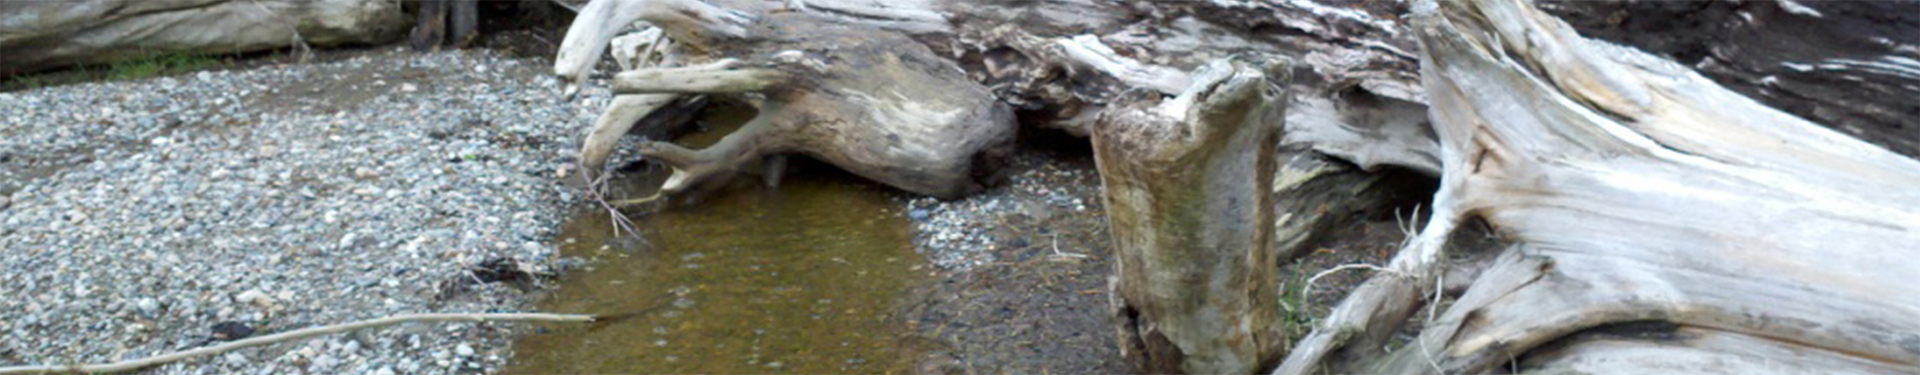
(794, 0), (949, 34)
(579, 94), (679, 177)
(554, 0), (752, 83)
(1055, 35), (1192, 95)
(611, 60), (786, 94)
(557, 0), (1014, 199)
(1275, 0), (1920, 374)
(1096, 56), (1291, 375)
(1518, 327), (1914, 375)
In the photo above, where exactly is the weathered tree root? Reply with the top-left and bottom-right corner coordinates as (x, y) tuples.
(1272, 0), (1920, 374)
(611, 59), (787, 94)
(558, 0), (1015, 203)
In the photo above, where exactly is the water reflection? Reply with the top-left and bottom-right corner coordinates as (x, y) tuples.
(506, 156), (931, 373)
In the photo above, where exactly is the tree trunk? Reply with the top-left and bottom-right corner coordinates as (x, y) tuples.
(0, 0), (407, 75)
(1095, 56), (1291, 374)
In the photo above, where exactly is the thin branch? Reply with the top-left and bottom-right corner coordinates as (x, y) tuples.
(579, 165), (644, 242)
(0, 313), (593, 375)
(1302, 263), (1395, 313)
(609, 192), (665, 208)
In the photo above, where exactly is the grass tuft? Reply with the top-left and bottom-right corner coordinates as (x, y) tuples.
(3, 50), (227, 92)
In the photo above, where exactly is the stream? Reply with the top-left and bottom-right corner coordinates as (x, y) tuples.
(504, 109), (933, 373)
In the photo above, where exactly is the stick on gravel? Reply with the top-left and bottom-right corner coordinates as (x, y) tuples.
(0, 313), (594, 374)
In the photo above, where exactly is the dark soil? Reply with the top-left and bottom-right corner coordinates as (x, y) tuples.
(898, 146), (1132, 374)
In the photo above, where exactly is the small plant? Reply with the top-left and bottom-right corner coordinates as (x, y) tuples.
(4, 74), (45, 90)
(1278, 263), (1317, 343)
(1, 50), (225, 91)
(106, 51), (221, 81)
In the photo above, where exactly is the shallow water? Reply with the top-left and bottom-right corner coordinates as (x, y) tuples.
(506, 111), (930, 373)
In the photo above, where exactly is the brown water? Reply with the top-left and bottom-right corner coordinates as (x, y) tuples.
(505, 110), (931, 374)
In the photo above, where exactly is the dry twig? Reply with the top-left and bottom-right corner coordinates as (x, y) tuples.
(0, 313), (594, 374)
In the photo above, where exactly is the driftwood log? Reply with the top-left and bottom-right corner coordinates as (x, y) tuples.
(0, 0), (406, 75)
(1539, 0), (1920, 158)
(1269, 0), (1920, 373)
(1095, 56), (1291, 374)
(549, 0), (1920, 373)
(557, 0), (1014, 200)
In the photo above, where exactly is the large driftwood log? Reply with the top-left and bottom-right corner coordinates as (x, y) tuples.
(0, 0), (406, 75)
(1540, 0), (1920, 158)
(1095, 56), (1291, 374)
(548, 2), (1920, 373)
(558, 0), (1014, 200)
(1272, 0), (1920, 374)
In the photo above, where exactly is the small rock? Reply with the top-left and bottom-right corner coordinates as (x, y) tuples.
(908, 209), (930, 221)
(372, 366), (397, 375)
(455, 344), (475, 357)
(312, 354), (338, 368)
(210, 321), (254, 341)
(354, 168), (379, 180)
(401, 83), (419, 92)
(235, 289), (275, 309)
(224, 352), (248, 365)
(135, 298), (160, 314)
(474, 65), (489, 73)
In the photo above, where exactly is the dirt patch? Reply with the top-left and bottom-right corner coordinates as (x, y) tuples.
(900, 146), (1131, 374)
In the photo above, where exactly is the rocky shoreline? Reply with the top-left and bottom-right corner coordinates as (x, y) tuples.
(0, 48), (598, 374)
(0, 45), (1140, 375)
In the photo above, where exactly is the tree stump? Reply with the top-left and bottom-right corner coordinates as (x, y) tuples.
(1095, 55), (1292, 374)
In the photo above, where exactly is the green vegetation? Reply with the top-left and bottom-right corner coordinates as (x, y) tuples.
(1279, 263), (1319, 345)
(2, 50), (226, 92)
(106, 52), (222, 81)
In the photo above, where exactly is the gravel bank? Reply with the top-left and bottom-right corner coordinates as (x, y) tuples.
(898, 149), (1134, 373)
(0, 48), (611, 374)
(904, 154), (1101, 270)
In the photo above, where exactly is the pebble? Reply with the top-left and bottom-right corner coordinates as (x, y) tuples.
(135, 298), (160, 314)
(235, 289), (273, 309)
(0, 48), (588, 375)
(904, 155), (1100, 269)
(455, 344), (475, 357)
